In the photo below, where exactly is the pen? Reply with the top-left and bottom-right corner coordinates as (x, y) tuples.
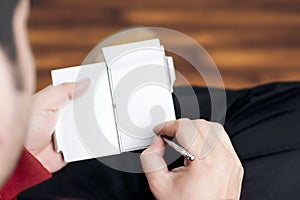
(162, 136), (195, 161)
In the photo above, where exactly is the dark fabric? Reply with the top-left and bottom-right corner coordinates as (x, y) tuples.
(20, 82), (300, 200)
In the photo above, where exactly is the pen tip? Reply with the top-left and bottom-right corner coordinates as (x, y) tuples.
(190, 155), (195, 161)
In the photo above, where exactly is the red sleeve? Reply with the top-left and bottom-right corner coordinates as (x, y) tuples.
(0, 148), (52, 200)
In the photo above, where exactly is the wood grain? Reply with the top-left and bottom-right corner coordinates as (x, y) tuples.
(29, 0), (300, 91)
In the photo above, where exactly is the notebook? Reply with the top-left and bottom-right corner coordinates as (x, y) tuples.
(51, 39), (176, 162)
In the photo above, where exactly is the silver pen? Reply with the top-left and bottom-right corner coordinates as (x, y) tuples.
(162, 136), (195, 161)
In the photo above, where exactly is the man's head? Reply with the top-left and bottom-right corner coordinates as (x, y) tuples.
(0, 0), (35, 186)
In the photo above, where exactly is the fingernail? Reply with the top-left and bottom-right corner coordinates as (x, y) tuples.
(74, 78), (91, 96)
(153, 123), (164, 133)
(78, 77), (90, 85)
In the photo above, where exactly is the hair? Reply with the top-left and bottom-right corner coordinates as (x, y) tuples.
(0, 0), (24, 91)
(0, 0), (19, 62)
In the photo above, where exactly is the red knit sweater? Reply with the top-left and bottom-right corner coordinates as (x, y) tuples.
(0, 148), (52, 200)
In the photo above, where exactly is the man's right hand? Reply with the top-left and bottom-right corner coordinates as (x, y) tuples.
(140, 118), (244, 200)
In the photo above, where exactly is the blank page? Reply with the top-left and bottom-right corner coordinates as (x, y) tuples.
(102, 39), (176, 151)
(51, 63), (120, 162)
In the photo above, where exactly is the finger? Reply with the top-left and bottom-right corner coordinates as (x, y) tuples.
(33, 78), (90, 111)
(34, 142), (67, 173)
(153, 118), (200, 152)
(192, 120), (241, 164)
(217, 127), (240, 161)
(141, 136), (168, 174)
(226, 162), (244, 199)
(191, 120), (223, 159)
(140, 136), (173, 191)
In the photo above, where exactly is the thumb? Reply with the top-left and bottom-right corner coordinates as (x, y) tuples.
(33, 78), (90, 111)
(140, 136), (171, 189)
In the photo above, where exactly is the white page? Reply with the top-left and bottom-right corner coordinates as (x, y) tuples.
(102, 39), (176, 151)
(51, 63), (120, 162)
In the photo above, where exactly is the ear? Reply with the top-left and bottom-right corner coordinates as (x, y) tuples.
(13, 0), (35, 94)
(0, 0), (27, 92)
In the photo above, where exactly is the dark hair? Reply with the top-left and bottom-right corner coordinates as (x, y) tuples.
(0, 0), (19, 62)
(0, 0), (24, 91)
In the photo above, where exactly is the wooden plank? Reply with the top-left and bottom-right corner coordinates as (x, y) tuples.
(121, 9), (300, 28)
(31, 0), (300, 10)
(28, 9), (300, 28)
(29, 27), (300, 48)
(208, 48), (300, 69)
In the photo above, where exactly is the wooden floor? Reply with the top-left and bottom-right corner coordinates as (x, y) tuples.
(29, 0), (300, 91)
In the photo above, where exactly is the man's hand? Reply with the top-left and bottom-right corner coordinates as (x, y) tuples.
(24, 78), (90, 173)
(140, 118), (244, 200)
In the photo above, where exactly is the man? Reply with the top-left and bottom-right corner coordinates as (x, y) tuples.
(0, 0), (90, 196)
(2, 0), (300, 199)
(0, 0), (243, 199)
